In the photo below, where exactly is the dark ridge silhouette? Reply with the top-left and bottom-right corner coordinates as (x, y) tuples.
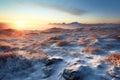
(0, 23), (12, 29)
(49, 22), (120, 27)
(0, 29), (24, 36)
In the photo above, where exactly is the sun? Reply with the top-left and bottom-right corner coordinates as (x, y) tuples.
(16, 21), (25, 30)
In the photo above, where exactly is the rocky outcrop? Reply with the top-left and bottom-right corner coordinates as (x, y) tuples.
(43, 57), (63, 66)
(62, 64), (92, 80)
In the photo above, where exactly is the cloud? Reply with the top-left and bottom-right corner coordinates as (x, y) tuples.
(30, 0), (87, 16)
(46, 5), (87, 16)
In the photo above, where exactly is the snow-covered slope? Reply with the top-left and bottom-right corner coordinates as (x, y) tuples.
(0, 26), (120, 80)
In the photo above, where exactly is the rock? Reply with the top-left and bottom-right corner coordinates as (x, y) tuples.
(0, 46), (19, 52)
(43, 57), (62, 66)
(113, 36), (120, 40)
(56, 40), (69, 47)
(62, 64), (92, 80)
(48, 36), (61, 40)
(108, 66), (120, 79)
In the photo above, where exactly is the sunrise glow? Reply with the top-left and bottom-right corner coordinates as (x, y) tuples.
(0, 0), (120, 30)
(14, 21), (26, 30)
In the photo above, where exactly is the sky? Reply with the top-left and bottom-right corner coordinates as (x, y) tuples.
(0, 0), (120, 30)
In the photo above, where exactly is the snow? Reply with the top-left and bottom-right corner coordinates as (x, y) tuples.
(0, 26), (120, 80)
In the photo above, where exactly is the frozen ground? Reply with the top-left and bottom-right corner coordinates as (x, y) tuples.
(0, 26), (120, 80)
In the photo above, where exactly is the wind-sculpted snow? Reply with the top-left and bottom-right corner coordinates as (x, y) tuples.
(0, 26), (120, 80)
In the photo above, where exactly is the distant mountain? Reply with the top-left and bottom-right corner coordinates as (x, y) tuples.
(49, 22), (120, 27)
(69, 22), (81, 25)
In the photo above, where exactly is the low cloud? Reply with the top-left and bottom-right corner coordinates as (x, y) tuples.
(0, 23), (12, 30)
